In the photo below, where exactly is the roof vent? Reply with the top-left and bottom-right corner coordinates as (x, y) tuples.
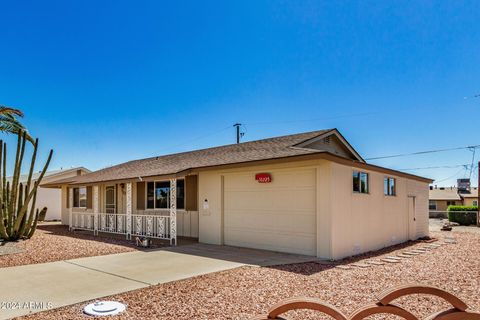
(84, 301), (126, 317)
(323, 136), (331, 144)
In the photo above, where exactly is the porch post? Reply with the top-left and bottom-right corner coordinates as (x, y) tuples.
(68, 187), (73, 231)
(126, 182), (132, 240)
(170, 178), (177, 246)
(93, 185), (99, 236)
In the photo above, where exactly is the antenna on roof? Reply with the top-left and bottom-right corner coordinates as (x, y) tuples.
(233, 123), (245, 144)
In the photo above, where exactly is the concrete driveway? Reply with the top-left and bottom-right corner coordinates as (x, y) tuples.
(0, 243), (313, 319)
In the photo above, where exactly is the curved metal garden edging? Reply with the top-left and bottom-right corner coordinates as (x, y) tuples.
(250, 284), (480, 320)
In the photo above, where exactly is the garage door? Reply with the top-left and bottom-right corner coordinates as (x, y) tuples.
(223, 168), (317, 256)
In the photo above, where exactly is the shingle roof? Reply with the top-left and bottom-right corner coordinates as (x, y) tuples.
(68, 129), (336, 184)
(429, 188), (462, 200)
(9, 167), (90, 184)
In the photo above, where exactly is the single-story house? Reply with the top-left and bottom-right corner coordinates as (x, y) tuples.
(429, 186), (479, 218)
(429, 187), (463, 212)
(42, 129), (431, 260)
(9, 167), (90, 221)
(461, 188), (478, 207)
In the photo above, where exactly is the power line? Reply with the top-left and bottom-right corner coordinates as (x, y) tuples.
(433, 167), (468, 183)
(398, 164), (472, 171)
(366, 145), (480, 160)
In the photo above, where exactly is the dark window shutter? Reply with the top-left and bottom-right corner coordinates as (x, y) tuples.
(185, 175), (198, 211)
(66, 187), (70, 208)
(137, 182), (145, 210)
(86, 186), (93, 209)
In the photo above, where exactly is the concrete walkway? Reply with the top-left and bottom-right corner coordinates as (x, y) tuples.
(0, 244), (314, 319)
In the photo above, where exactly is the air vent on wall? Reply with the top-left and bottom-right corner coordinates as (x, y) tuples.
(323, 136), (331, 144)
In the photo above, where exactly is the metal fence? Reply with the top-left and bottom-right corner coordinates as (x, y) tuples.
(71, 212), (173, 242)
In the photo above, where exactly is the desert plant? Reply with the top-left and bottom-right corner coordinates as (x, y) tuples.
(0, 105), (34, 143)
(0, 131), (52, 241)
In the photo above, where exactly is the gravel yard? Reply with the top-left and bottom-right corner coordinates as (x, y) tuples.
(0, 224), (138, 268)
(18, 229), (480, 320)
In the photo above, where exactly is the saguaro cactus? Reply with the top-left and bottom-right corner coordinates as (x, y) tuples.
(0, 131), (53, 241)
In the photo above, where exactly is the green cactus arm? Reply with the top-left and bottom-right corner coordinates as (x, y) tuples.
(2, 142), (6, 221)
(13, 183), (24, 238)
(8, 132), (26, 232)
(21, 186), (37, 237)
(14, 149), (52, 232)
(26, 208), (43, 239)
(0, 140), (3, 206)
(0, 207), (8, 239)
(24, 138), (38, 204)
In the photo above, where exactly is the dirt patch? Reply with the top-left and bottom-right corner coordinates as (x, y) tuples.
(0, 224), (141, 268)
(18, 231), (480, 320)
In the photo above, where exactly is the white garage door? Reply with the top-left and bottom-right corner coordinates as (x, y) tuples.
(224, 168), (317, 256)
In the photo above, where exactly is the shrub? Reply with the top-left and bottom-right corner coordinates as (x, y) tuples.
(447, 205), (478, 225)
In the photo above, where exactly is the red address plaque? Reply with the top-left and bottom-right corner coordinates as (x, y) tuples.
(255, 173), (272, 183)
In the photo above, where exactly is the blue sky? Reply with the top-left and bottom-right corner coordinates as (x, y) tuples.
(0, 1), (479, 186)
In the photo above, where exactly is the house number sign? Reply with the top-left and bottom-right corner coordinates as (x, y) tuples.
(255, 173), (272, 183)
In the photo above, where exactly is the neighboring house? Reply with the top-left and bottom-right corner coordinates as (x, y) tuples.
(10, 167), (90, 221)
(429, 186), (479, 217)
(429, 187), (462, 212)
(42, 129), (431, 260)
(461, 188), (478, 207)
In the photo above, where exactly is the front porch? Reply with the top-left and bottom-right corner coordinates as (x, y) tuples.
(68, 176), (199, 245)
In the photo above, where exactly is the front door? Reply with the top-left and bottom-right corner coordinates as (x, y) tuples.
(106, 186), (116, 214)
(407, 196), (416, 240)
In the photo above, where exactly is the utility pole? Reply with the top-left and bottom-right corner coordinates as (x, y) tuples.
(233, 123), (243, 144)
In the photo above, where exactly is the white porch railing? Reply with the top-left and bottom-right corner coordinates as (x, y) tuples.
(71, 212), (95, 231)
(69, 180), (177, 245)
(98, 213), (127, 235)
(132, 214), (171, 240)
(70, 212), (174, 243)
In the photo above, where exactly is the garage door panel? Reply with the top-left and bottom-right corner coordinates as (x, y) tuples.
(225, 189), (316, 210)
(225, 229), (316, 256)
(225, 210), (316, 233)
(224, 168), (316, 256)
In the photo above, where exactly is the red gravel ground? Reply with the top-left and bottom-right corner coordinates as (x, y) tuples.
(0, 224), (138, 268)
(18, 230), (480, 320)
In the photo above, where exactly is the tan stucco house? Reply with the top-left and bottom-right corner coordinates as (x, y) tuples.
(9, 167), (90, 221)
(43, 129), (431, 260)
(429, 186), (478, 217)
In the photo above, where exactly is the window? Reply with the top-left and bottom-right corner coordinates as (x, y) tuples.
(384, 177), (396, 196)
(446, 201), (457, 206)
(429, 200), (437, 210)
(353, 171), (368, 194)
(146, 180), (185, 209)
(473, 200), (478, 207)
(73, 187), (87, 208)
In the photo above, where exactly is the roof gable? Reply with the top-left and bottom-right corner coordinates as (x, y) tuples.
(293, 129), (364, 162)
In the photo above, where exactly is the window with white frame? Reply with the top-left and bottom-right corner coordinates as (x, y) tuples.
(473, 200), (478, 207)
(429, 200), (437, 210)
(352, 171), (368, 194)
(384, 177), (396, 196)
(146, 180), (185, 209)
(73, 187), (87, 208)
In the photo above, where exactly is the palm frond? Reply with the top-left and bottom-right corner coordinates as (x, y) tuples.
(0, 105), (24, 117)
(0, 105), (34, 143)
